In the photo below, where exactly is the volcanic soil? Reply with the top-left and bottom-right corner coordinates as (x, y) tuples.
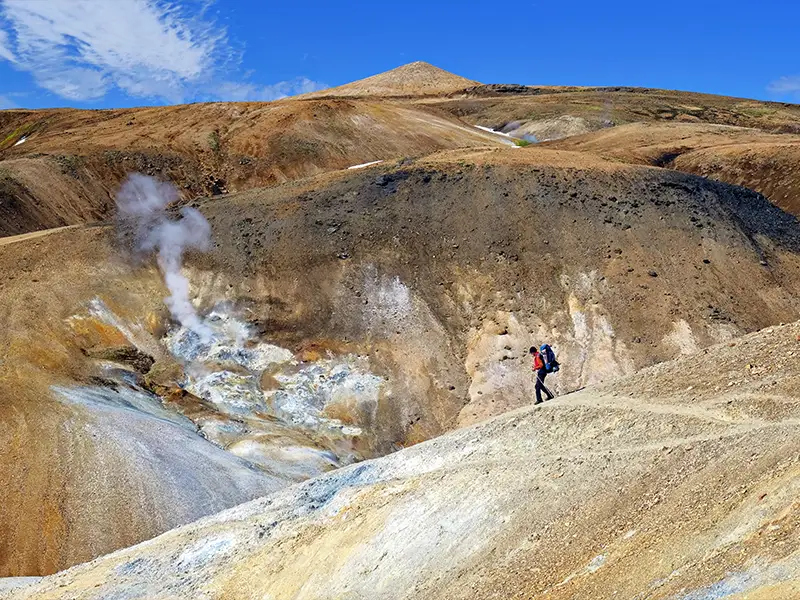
(2, 146), (800, 577)
(10, 320), (800, 599)
(3, 62), (800, 597)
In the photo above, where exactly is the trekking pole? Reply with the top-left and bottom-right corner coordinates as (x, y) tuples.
(536, 373), (556, 400)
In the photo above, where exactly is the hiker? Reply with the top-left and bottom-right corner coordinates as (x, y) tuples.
(530, 344), (558, 404)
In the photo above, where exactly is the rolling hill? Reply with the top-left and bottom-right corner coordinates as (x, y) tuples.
(3, 147), (800, 576)
(3, 62), (800, 237)
(3, 61), (800, 596)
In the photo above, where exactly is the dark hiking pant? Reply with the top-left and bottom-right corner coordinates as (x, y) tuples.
(535, 369), (554, 403)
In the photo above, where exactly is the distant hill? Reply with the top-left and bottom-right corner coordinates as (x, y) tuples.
(2, 63), (800, 238)
(545, 122), (800, 216)
(301, 61), (480, 98)
(0, 98), (505, 236)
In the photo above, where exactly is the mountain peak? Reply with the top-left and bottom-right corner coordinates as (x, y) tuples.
(302, 61), (479, 98)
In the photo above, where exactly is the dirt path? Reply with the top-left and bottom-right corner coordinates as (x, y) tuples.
(0, 225), (79, 246)
(561, 391), (770, 425)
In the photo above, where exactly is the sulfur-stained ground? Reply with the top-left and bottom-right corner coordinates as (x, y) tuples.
(9, 322), (800, 599)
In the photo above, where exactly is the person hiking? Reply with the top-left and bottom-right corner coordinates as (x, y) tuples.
(530, 345), (555, 404)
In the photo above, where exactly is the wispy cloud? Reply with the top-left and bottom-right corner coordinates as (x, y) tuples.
(214, 78), (328, 102)
(0, 25), (13, 61)
(767, 75), (800, 97)
(0, 94), (16, 109)
(0, 0), (233, 102)
(0, 0), (323, 105)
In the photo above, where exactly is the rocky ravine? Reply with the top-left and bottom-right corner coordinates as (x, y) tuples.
(8, 320), (800, 599)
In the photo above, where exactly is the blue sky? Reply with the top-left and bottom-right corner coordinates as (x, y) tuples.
(0, 0), (798, 110)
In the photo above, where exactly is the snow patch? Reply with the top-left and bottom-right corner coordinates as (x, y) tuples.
(348, 160), (383, 170)
(474, 125), (519, 147)
(475, 125), (513, 138)
(13, 136), (27, 146)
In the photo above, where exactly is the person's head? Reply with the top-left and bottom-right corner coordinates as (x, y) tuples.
(529, 345), (539, 355)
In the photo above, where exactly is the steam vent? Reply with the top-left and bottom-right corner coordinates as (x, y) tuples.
(3, 57), (800, 600)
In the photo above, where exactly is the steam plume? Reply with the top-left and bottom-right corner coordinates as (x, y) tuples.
(116, 173), (212, 339)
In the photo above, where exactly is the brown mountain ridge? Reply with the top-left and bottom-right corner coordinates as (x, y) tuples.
(2, 62), (800, 238)
(3, 61), (800, 597)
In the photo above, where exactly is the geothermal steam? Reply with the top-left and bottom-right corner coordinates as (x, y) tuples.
(116, 173), (212, 339)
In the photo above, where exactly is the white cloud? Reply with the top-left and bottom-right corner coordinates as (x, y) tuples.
(214, 77), (328, 102)
(0, 25), (13, 61)
(0, 0), (234, 102)
(0, 94), (16, 109)
(768, 76), (800, 96)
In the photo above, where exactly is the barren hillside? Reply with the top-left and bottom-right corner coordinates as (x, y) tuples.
(3, 63), (800, 238)
(4, 61), (800, 597)
(11, 319), (800, 599)
(431, 86), (800, 136)
(0, 99), (507, 236)
(546, 122), (800, 216)
(3, 147), (800, 577)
